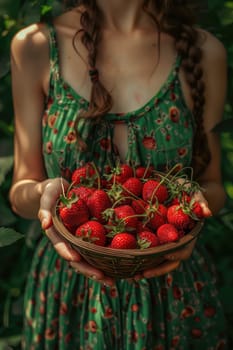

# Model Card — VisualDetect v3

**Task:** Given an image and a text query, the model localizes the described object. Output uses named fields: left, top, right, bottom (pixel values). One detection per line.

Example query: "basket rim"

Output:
left=52, top=203, right=204, bottom=258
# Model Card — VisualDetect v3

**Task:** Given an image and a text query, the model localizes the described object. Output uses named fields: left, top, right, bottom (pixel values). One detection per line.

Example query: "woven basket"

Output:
left=52, top=205, right=204, bottom=278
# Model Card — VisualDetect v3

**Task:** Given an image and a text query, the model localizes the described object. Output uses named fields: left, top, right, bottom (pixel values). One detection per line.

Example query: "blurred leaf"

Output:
left=0, top=334, right=21, bottom=349
left=41, top=5, right=52, bottom=16
left=0, top=200, right=17, bottom=226
left=220, top=286, right=233, bottom=313
left=0, top=156, right=13, bottom=185
left=0, top=55, right=10, bottom=79
left=0, top=121, right=14, bottom=137
left=0, top=0, right=21, bottom=17
left=0, top=228, right=24, bottom=247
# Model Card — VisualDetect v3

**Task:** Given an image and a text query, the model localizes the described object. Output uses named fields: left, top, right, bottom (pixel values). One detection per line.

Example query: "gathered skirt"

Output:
left=22, top=235, right=228, bottom=350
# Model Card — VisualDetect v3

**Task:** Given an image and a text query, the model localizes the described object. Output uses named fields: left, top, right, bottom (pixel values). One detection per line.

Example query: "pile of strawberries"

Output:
left=57, top=162, right=209, bottom=250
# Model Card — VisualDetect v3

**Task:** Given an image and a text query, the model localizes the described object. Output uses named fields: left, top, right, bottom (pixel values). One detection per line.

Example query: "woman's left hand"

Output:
left=133, top=188, right=212, bottom=280
left=139, top=238, right=197, bottom=279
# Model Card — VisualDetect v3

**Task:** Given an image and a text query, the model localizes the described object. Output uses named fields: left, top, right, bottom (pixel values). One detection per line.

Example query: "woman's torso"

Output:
left=41, top=8, right=195, bottom=176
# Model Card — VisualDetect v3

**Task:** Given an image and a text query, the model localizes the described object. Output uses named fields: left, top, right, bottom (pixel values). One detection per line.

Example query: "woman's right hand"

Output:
left=38, top=178, right=115, bottom=287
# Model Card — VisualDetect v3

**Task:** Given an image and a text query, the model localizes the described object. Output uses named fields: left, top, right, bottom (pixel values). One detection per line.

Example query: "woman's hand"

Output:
left=177, top=177, right=212, bottom=217
left=139, top=238, right=197, bottom=279
left=192, top=188, right=212, bottom=217
left=38, top=178, right=115, bottom=287
left=133, top=188, right=211, bottom=280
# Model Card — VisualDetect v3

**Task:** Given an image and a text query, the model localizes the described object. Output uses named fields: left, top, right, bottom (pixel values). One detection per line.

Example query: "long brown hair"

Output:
left=72, top=0, right=211, bottom=178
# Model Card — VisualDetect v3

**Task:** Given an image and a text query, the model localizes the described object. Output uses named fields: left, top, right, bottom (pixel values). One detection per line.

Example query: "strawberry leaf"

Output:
left=59, top=192, right=78, bottom=207
left=138, top=239, right=151, bottom=249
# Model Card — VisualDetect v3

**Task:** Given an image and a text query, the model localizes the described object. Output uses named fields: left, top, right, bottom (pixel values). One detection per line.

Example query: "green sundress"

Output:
left=22, top=24, right=229, bottom=350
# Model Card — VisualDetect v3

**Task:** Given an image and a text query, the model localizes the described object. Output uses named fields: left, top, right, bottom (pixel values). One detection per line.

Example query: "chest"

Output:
left=51, top=28, right=192, bottom=114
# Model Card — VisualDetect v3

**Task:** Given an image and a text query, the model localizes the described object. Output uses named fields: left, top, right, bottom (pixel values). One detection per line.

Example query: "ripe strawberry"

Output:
left=113, top=205, right=138, bottom=231
left=145, top=203, right=168, bottom=230
left=157, top=223, right=179, bottom=244
left=109, top=233, right=137, bottom=249
left=169, top=192, right=191, bottom=206
left=87, top=189, right=112, bottom=223
left=131, top=199, right=147, bottom=215
left=67, top=186, right=95, bottom=204
left=122, top=177, right=143, bottom=197
left=142, top=179, right=168, bottom=204
left=75, top=220, right=106, bottom=246
left=71, top=163, right=97, bottom=186
left=135, top=165, right=154, bottom=179
left=178, top=229, right=186, bottom=238
left=167, top=204, right=194, bottom=230
left=106, top=183, right=130, bottom=206
left=190, top=200, right=212, bottom=219
left=137, top=231, right=160, bottom=248
left=110, top=164, right=134, bottom=184
left=101, top=178, right=112, bottom=190
left=136, top=221, right=148, bottom=233
left=191, top=201, right=204, bottom=219
left=59, top=196, right=90, bottom=228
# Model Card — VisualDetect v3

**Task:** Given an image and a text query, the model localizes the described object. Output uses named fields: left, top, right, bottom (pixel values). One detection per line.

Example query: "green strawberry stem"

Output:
left=149, top=180, right=165, bottom=204
left=149, top=167, right=180, bottom=202
left=58, top=178, right=79, bottom=207
left=168, top=165, right=201, bottom=191
left=111, top=196, right=135, bottom=208
left=156, top=165, right=203, bottom=201
left=140, top=161, right=153, bottom=180
left=180, top=199, right=201, bottom=221
left=60, top=177, right=67, bottom=198
left=107, top=183, right=123, bottom=201
left=90, top=161, right=101, bottom=189
left=119, top=213, right=147, bottom=223
left=142, top=201, right=161, bottom=226
left=119, top=184, right=142, bottom=200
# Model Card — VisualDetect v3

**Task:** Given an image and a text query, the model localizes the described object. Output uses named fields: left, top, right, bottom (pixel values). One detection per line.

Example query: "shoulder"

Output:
left=197, top=28, right=227, bottom=67
left=11, top=23, right=50, bottom=71
left=11, top=23, right=49, bottom=57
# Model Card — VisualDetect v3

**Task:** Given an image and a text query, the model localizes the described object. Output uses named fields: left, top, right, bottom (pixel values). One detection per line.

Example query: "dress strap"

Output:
left=46, top=22, right=60, bottom=79
left=173, top=54, right=182, bottom=75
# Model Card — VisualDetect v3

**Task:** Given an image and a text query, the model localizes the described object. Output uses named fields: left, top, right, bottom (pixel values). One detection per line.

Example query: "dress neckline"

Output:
left=46, top=22, right=182, bottom=118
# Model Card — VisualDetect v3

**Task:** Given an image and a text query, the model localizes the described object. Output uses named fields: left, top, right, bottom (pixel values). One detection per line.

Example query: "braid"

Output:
left=155, top=1, right=211, bottom=178
left=175, top=27, right=211, bottom=178
left=72, top=0, right=113, bottom=147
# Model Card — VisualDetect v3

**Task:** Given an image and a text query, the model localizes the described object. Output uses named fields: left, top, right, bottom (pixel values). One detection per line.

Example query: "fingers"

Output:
left=45, top=226, right=81, bottom=262
left=69, top=261, right=115, bottom=287
left=176, top=178, right=212, bottom=217
left=45, top=227, right=114, bottom=286
left=138, top=238, right=197, bottom=279
left=39, top=209, right=53, bottom=230
left=38, top=178, right=69, bottom=230
left=193, top=191, right=212, bottom=217
left=143, top=260, right=180, bottom=279
left=164, top=238, right=197, bottom=261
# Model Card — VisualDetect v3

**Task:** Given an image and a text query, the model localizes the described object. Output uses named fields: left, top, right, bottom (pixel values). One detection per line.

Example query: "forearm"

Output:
left=200, top=181, right=226, bottom=215
left=9, top=179, right=51, bottom=219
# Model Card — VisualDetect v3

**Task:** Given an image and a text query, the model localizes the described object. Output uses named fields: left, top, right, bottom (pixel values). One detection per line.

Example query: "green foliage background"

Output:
left=0, top=0, right=232, bottom=348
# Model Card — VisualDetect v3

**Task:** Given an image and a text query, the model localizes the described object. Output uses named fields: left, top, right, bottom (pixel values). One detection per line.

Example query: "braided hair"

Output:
left=152, top=0, right=211, bottom=177
left=72, top=0, right=113, bottom=122
left=72, top=0, right=211, bottom=178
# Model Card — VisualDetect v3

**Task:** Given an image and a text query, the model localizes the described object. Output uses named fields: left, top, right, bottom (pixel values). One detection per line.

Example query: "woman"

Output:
left=9, top=0, right=228, bottom=348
